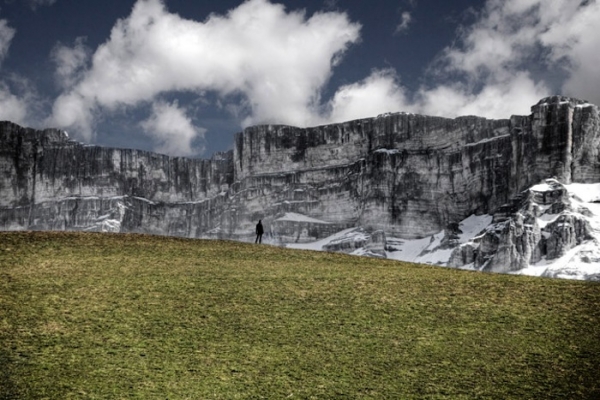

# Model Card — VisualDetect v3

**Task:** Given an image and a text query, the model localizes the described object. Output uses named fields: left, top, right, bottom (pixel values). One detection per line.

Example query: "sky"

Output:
left=0, top=0, right=599, bottom=157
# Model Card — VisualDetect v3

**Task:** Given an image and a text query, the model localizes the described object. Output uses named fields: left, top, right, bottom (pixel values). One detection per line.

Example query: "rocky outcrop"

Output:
left=447, top=179, right=596, bottom=274
left=1, top=96, right=600, bottom=277
left=0, top=121, right=234, bottom=238
left=271, top=212, right=341, bottom=243
left=322, top=228, right=370, bottom=253
left=363, top=230, right=387, bottom=258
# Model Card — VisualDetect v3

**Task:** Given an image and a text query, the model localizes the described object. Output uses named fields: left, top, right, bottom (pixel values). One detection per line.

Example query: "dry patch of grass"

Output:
left=1, top=231, right=599, bottom=399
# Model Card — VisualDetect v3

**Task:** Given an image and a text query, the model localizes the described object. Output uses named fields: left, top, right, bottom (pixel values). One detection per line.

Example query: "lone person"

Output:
left=255, top=219, right=264, bottom=244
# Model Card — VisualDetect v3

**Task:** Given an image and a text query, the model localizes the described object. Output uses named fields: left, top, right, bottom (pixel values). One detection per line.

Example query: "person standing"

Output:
left=255, top=220, right=264, bottom=244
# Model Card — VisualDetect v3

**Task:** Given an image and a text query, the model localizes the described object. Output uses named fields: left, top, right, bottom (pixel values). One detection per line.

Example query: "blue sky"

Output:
left=0, top=0, right=598, bottom=157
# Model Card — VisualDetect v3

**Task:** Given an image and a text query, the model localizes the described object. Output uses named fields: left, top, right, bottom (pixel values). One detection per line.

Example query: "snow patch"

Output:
left=286, top=228, right=358, bottom=251
left=374, top=148, right=401, bottom=155
left=530, top=182, right=555, bottom=192
left=464, top=134, right=510, bottom=147
left=457, top=214, right=493, bottom=242
left=276, top=212, right=331, bottom=224
left=565, top=183, right=600, bottom=203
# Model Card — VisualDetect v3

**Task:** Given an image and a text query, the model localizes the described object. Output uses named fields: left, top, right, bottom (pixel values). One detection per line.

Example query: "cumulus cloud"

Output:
left=0, top=19, right=31, bottom=124
left=140, top=100, right=205, bottom=156
left=332, top=0, right=599, bottom=120
left=51, top=37, right=90, bottom=89
left=45, top=0, right=600, bottom=156
left=416, top=0, right=600, bottom=116
left=49, top=0, right=361, bottom=155
left=536, top=0, right=600, bottom=104
left=416, top=72, right=549, bottom=118
left=0, top=81, right=28, bottom=122
left=326, top=69, right=412, bottom=123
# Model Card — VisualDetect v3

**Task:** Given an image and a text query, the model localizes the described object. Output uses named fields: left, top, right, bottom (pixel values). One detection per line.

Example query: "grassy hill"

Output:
left=1, top=231, right=599, bottom=399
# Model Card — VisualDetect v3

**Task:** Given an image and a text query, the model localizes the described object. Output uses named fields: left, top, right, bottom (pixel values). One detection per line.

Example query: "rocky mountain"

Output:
left=290, top=179, right=600, bottom=280
left=1, top=95, right=600, bottom=280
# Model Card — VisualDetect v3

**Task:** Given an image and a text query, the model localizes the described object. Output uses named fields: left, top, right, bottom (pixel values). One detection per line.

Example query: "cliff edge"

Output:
left=1, top=95, right=599, bottom=279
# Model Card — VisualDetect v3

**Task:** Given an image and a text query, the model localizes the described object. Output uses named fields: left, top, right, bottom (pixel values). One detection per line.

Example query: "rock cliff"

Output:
left=447, top=179, right=597, bottom=276
left=0, top=122, right=233, bottom=237
left=1, top=95, right=600, bottom=278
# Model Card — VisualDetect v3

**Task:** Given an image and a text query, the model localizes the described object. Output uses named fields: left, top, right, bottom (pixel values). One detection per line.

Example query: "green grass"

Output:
left=1, top=231, right=599, bottom=399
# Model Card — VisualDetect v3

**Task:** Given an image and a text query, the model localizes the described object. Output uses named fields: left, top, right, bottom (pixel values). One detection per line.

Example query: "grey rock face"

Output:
left=0, top=121, right=234, bottom=238
left=232, top=96, right=600, bottom=242
left=447, top=179, right=595, bottom=274
left=1, top=96, right=600, bottom=276
left=270, top=212, right=342, bottom=243
left=364, top=230, right=387, bottom=258
left=322, top=228, right=370, bottom=253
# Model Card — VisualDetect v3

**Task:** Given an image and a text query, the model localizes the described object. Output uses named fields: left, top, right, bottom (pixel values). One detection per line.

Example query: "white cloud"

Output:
left=332, top=0, right=600, bottom=118
left=330, top=0, right=599, bottom=121
left=50, top=90, right=94, bottom=133
left=424, top=0, right=600, bottom=112
left=416, top=72, right=549, bottom=118
left=44, top=0, right=600, bottom=155
left=326, top=69, right=413, bottom=123
left=0, top=19, right=15, bottom=65
left=49, top=0, right=361, bottom=153
left=395, top=11, right=412, bottom=34
left=140, top=100, right=205, bottom=156
left=0, top=81, right=28, bottom=122
left=285, top=0, right=600, bottom=123
left=0, top=19, right=32, bottom=125
left=51, top=37, right=90, bottom=89
left=536, top=0, right=600, bottom=104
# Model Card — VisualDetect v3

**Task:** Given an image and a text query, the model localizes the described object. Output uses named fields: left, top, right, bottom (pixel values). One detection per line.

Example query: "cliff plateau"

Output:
left=1, top=95, right=600, bottom=279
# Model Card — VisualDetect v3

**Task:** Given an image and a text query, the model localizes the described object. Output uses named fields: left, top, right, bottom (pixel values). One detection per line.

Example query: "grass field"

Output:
left=1, top=231, right=599, bottom=399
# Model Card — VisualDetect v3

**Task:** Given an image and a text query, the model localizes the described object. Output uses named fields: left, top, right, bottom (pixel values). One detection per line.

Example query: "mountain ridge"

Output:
left=1, top=95, right=599, bottom=279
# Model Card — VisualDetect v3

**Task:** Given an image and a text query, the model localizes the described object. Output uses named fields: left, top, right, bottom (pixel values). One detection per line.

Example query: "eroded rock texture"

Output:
left=447, top=179, right=595, bottom=274
left=0, top=122, right=233, bottom=238
left=1, top=96, right=599, bottom=255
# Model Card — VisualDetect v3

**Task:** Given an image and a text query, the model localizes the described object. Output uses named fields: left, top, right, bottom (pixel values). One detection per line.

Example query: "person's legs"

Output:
left=259, top=234, right=262, bottom=244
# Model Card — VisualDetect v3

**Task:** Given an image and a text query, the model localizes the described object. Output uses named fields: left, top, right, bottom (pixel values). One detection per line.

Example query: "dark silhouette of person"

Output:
left=255, top=220, right=264, bottom=244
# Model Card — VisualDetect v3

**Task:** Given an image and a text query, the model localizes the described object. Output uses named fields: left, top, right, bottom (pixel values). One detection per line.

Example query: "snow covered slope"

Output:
left=286, top=180, right=600, bottom=281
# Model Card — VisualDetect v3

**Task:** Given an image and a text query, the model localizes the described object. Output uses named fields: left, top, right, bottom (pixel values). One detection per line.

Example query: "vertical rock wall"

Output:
left=1, top=96, right=599, bottom=242
left=0, top=121, right=234, bottom=237
left=230, top=96, right=600, bottom=239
